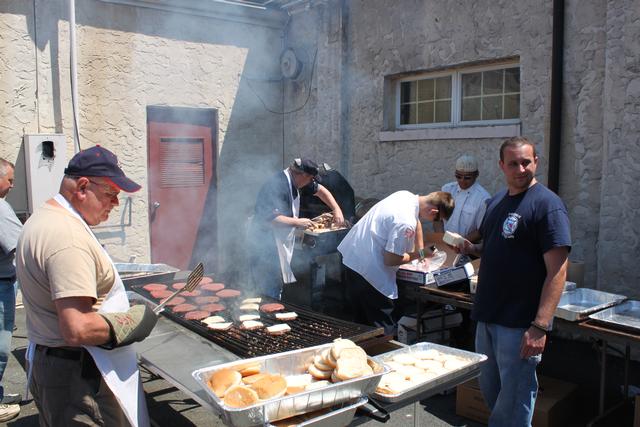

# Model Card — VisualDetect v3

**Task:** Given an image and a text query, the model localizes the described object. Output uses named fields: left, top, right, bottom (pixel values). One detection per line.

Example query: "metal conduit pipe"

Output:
left=69, top=0, right=81, bottom=152
left=547, top=0, right=564, bottom=193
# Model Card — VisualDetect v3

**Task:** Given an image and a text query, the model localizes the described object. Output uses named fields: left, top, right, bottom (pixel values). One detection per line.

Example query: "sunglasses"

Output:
left=455, top=173, right=475, bottom=180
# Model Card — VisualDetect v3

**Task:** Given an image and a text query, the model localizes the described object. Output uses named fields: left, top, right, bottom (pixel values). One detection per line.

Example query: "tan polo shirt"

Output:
left=16, top=202, right=115, bottom=347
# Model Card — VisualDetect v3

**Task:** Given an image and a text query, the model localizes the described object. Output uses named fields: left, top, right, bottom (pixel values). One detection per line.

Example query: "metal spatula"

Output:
left=153, top=262, right=204, bottom=314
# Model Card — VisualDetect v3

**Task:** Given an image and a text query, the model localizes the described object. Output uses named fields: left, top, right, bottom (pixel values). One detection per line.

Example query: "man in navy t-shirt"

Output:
left=458, top=136, right=571, bottom=427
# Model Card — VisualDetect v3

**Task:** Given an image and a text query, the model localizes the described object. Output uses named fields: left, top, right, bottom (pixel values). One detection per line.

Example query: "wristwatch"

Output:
left=530, top=321, right=552, bottom=334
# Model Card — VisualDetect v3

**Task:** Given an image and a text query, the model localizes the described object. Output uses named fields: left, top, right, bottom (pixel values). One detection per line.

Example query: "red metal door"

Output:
left=147, top=107, right=217, bottom=270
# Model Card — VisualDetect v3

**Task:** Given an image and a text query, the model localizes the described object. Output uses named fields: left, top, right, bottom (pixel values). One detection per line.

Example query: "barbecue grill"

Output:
left=301, top=227, right=349, bottom=257
left=128, top=276, right=382, bottom=359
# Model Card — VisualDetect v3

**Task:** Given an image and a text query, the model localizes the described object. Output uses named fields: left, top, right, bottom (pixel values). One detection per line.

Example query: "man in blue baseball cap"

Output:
left=248, top=158, right=345, bottom=300
left=17, top=145, right=155, bottom=426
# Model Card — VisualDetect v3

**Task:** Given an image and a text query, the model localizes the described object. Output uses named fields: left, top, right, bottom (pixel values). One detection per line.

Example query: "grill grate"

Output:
left=130, top=281, right=379, bottom=358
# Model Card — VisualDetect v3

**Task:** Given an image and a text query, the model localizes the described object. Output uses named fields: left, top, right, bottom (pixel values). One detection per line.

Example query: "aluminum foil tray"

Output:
left=555, top=288, right=626, bottom=321
left=588, top=300, right=640, bottom=333
left=371, top=342, right=487, bottom=403
left=266, top=398, right=367, bottom=427
left=192, top=343, right=388, bottom=427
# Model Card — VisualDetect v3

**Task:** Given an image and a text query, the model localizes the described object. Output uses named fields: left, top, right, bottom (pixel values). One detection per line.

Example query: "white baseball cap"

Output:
left=455, top=154, right=478, bottom=173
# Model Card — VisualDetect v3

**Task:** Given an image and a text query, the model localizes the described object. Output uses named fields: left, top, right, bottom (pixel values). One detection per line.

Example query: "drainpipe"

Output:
left=547, top=0, right=564, bottom=193
left=339, top=0, right=350, bottom=176
left=69, top=0, right=81, bottom=152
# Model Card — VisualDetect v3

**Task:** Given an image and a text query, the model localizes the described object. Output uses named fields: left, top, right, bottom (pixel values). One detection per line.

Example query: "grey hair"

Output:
left=0, top=158, right=14, bottom=177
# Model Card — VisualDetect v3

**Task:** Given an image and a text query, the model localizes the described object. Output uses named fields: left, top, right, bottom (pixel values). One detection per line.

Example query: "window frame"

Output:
left=395, top=62, right=520, bottom=129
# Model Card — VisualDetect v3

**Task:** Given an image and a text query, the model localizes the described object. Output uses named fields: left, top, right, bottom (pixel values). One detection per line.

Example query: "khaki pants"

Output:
left=29, top=347, right=129, bottom=427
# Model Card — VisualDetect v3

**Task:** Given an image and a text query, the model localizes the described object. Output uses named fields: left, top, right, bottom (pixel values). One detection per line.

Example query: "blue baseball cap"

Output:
left=64, top=145, right=141, bottom=193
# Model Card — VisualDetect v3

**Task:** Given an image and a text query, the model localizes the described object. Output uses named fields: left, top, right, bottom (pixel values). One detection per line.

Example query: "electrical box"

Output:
left=23, top=134, right=67, bottom=213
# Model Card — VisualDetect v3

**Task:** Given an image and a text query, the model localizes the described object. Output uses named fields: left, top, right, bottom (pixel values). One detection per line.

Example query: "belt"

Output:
left=36, top=344, right=84, bottom=361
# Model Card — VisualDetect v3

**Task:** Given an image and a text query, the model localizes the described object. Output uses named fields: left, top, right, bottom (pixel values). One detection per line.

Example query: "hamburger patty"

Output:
left=260, top=303, right=285, bottom=313
left=184, top=310, right=210, bottom=320
left=143, top=283, right=167, bottom=292
left=194, top=295, right=220, bottom=305
left=201, top=303, right=226, bottom=313
left=172, top=303, right=197, bottom=313
left=202, top=282, right=225, bottom=292
left=216, top=289, right=241, bottom=298
left=150, top=289, right=173, bottom=299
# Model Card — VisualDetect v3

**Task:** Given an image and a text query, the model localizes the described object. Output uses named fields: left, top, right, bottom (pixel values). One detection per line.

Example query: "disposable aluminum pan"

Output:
left=554, top=288, right=626, bottom=321
left=371, top=342, right=487, bottom=403
left=588, top=300, right=640, bottom=333
left=265, top=397, right=367, bottom=427
left=192, top=343, right=388, bottom=427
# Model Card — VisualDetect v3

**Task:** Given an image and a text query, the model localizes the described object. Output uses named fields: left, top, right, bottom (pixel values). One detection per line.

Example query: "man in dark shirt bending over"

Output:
left=459, top=136, right=571, bottom=427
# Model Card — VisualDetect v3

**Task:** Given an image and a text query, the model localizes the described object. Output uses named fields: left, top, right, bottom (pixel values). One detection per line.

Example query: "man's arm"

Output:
left=458, top=239, right=483, bottom=257
left=383, top=249, right=421, bottom=266
left=519, top=246, right=569, bottom=358
left=464, top=229, right=482, bottom=243
left=55, top=297, right=112, bottom=346
left=414, top=219, right=424, bottom=252
left=314, top=185, right=345, bottom=225
left=272, top=214, right=313, bottom=229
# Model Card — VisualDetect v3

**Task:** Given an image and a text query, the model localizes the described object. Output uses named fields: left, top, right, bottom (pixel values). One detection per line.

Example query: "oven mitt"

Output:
left=99, top=304, right=158, bottom=349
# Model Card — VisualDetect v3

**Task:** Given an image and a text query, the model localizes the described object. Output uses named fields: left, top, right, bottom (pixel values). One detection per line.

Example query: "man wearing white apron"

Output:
left=248, top=159, right=344, bottom=300
left=16, top=146, right=156, bottom=426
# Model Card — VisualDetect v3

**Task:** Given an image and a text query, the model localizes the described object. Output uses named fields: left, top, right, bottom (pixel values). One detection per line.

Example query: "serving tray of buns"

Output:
left=372, top=342, right=487, bottom=403
left=192, top=340, right=388, bottom=426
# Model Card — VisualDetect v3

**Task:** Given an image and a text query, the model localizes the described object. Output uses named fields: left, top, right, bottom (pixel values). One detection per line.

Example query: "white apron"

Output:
left=274, top=169, right=299, bottom=284
left=26, top=194, right=149, bottom=427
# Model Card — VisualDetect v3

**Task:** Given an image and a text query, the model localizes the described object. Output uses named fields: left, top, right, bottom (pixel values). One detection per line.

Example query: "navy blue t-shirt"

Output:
left=471, top=183, right=571, bottom=328
left=253, top=171, right=319, bottom=228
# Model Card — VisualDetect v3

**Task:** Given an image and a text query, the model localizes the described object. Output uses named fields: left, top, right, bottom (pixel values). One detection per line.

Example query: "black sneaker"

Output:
left=1, top=393, right=22, bottom=405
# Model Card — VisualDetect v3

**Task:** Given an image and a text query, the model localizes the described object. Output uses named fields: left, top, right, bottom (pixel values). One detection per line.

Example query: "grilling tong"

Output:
left=153, top=262, right=204, bottom=314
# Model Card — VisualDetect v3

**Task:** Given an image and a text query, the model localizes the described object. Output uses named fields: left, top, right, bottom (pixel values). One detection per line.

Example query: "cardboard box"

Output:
left=397, top=314, right=460, bottom=344
left=456, top=376, right=578, bottom=427
left=456, top=378, right=491, bottom=424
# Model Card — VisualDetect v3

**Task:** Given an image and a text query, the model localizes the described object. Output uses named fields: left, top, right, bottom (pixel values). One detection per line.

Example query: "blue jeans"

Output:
left=0, top=279, right=16, bottom=401
left=475, top=321, right=541, bottom=427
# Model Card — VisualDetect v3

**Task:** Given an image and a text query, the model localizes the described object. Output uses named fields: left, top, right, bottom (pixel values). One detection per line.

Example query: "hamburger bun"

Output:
left=307, top=363, right=332, bottom=380
left=242, top=372, right=270, bottom=385
left=321, top=348, right=337, bottom=368
left=208, top=369, right=242, bottom=397
left=207, top=322, right=233, bottom=331
left=275, top=312, right=298, bottom=321
left=201, top=315, right=225, bottom=325
left=330, top=338, right=357, bottom=360
left=251, top=374, right=287, bottom=400
left=313, top=354, right=333, bottom=371
left=284, top=374, right=312, bottom=395
left=241, top=320, right=264, bottom=330
left=334, top=356, right=373, bottom=381
left=223, top=385, right=260, bottom=408
left=236, top=362, right=262, bottom=377
left=266, top=324, right=291, bottom=335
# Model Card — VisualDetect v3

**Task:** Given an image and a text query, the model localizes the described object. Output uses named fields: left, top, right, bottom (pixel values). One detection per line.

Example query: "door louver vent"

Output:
left=159, top=137, right=205, bottom=188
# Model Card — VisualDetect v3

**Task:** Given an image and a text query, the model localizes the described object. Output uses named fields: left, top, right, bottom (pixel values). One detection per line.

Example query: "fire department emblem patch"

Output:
left=502, top=213, right=521, bottom=239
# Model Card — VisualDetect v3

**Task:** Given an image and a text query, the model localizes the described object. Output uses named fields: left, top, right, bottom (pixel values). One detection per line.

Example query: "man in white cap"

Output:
left=435, top=154, right=490, bottom=243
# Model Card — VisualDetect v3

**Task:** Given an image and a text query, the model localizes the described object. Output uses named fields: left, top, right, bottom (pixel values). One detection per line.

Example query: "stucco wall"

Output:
left=284, top=0, right=640, bottom=295
left=285, top=0, right=553, bottom=198
left=597, top=0, right=640, bottom=296
left=0, top=0, right=284, bottom=277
